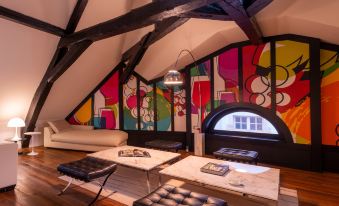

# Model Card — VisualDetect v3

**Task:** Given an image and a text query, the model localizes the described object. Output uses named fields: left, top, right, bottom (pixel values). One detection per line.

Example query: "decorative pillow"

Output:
left=47, top=120, right=72, bottom=133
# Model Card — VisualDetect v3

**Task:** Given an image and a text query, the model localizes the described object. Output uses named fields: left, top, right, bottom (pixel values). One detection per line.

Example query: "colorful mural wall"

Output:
left=320, top=49, right=339, bottom=146
left=67, top=35, right=338, bottom=147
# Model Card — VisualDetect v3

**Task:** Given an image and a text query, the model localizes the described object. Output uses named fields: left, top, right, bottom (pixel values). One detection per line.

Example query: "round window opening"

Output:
left=214, top=111, right=278, bottom=135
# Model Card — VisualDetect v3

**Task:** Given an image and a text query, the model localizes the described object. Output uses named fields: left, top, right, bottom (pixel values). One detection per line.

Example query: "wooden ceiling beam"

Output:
left=178, top=11, right=231, bottom=21
left=120, top=17, right=189, bottom=83
left=246, top=0, right=273, bottom=17
left=218, top=0, right=263, bottom=44
left=22, top=0, right=89, bottom=148
left=0, top=5, right=65, bottom=36
left=59, top=0, right=221, bottom=48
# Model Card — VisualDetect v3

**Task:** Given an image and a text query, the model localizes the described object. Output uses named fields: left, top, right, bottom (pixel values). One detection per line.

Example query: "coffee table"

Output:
left=159, top=156, right=280, bottom=205
left=88, top=145, right=180, bottom=193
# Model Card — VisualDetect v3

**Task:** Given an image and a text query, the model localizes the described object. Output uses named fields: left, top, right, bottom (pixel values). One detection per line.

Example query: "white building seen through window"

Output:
left=214, top=111, right=278, bottom=134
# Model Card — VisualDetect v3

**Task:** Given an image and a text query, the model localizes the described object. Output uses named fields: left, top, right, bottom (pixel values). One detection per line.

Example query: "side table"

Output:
left=24, top=132, right=41, bottom=156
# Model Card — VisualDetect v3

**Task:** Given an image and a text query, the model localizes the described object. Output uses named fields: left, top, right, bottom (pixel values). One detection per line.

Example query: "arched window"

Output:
left=202, top=103, right=293, bottom=143
left=214, top=111, right=278, bottom=134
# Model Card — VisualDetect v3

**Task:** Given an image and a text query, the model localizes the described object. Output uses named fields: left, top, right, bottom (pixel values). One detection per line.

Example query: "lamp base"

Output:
left=11, top=137, right=22, bottom=142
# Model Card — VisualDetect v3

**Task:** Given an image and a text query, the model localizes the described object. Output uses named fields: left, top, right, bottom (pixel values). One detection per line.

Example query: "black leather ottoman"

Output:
left=133, top=184, right=227, bottom=206
left=213, top=148, right=259, bottom=165
left=145, top=140, right=182, bottom=152
left=57, top=157, right=117, bottom=206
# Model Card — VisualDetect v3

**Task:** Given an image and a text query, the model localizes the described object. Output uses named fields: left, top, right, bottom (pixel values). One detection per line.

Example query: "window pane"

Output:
left=235, top=123, right=241, bottom=129
left=214, top=111, right=278, bottom=134
left=241, top=123, right=247, bottom=129
left=250, top=124, right=256, bottom=130
left=257, top=124, right=262, bottom=130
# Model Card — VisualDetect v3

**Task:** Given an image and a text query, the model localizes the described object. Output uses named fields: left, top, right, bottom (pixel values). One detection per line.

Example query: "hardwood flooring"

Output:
left=0, top=147, right=338, bottom=206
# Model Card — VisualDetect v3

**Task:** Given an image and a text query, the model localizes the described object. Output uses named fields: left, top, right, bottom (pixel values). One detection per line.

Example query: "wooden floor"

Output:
left=0, top=147, right=339, bottom=206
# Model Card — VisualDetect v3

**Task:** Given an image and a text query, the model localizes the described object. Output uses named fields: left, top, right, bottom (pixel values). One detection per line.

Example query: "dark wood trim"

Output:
left=171, top=88, right=175, bottom=131
left=0, top=5, right=65, bottom=36
left=59, top=0, right=220, bottom=47
left=48, top=40, right=92, bottom=83
left=137, top=78, right=141, bottom=130
left=133, top=71, right=150, bottom=85
left=217, top=1, right=263, bottom=44
left=210, top=58, right=215, bottom=111
left=119, top=68, right=124, bottom=130
left=153, top=83, right=158, bottom=131
left=185, top=68, right=192, bottom=150
left=320, top=42, right=339, bottom=51
left=246, top=0, right=273, bottom=17
left=65, top=0, right=88, bottom=34
left=270, top=40, right=276, bottom=112
left=309, top=38, right=322, bottom=171
left=178, top=11, right=231, bottom=21
left=23, top=0, right=89, bottom=147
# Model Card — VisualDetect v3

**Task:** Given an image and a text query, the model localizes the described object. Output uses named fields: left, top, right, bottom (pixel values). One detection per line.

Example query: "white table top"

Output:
left=24, top=132, right=41, bottom=135
left=159, top=155, right=280, bottom=201
left=88, top=145, right=180, bottom=171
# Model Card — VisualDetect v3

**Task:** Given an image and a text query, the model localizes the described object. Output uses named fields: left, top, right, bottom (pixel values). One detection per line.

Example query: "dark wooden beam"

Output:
left=246, top=0, right=273, bottom=17
left=59, top=0, right=221, bottom=47
left=48, top=40, right=92, bottom=83
left=0, top=5, right=65, bottom=36
left=22, top=0, right=89, bottom=147
left=121, top=17, right=189, bottom=83
left=178, top=11, right=231, bottom=21
left=218, top=0, right=263, bottom=44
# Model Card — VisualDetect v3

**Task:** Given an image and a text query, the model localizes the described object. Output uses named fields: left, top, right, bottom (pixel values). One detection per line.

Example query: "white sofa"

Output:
left=0, top=141, right=17, bottom=192
left=44, top=121, right=128, bottom=151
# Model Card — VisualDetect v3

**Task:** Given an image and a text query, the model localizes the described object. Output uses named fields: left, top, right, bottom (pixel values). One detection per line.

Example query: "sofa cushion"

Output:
left=51, top=129, right=128, bottom=147
left=48, top=120, right=72, bottom=133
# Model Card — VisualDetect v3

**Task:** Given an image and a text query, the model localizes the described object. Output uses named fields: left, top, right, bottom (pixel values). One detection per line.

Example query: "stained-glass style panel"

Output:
left=275, top=40, right=310, bottom=144
left=123, top=75, right=138, bottom=130
left=191, top=60, right=211, bottom=131
left=140, top=81, right=154, bottom=131
left=156, top=81, right=171, bottom=131
left=174, top=81, right=186, bottom=132
left=214, top=48, right=239, bottom=107
left=242, top=44, right=271, bottom=108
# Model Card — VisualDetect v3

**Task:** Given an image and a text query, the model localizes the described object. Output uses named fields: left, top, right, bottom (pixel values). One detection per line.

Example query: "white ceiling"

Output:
left=0, top=0, right=339, bottom=126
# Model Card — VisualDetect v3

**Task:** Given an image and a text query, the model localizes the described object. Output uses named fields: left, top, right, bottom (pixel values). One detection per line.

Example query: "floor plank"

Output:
left=0, top=147, right=338, bottom=206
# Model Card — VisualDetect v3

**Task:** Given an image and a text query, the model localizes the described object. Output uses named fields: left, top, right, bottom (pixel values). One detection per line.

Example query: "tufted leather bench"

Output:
left=145, top=140, right=182, bottom=152
left=133, top=184, right=227, bottom=206
left=57, top=157, right=117, bottom=206
left=213, top=148, right=259, bottom=165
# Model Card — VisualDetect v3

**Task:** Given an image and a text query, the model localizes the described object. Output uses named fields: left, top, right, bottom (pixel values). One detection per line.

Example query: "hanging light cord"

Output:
left=173, top=49, right=202, bottom=130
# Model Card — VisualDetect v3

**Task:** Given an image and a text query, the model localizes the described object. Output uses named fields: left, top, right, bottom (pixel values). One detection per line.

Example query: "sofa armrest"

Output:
left=70, top=125, right=94, bottom=130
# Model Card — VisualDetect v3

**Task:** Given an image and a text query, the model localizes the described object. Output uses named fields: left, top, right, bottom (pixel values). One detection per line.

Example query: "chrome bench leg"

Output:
left=88, top=171, right=114, bottom=206
left=58, top=178, right=73, bottom=196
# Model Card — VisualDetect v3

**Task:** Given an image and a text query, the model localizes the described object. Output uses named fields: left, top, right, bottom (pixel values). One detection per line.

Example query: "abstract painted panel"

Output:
left=174, top=80, right=186, bottom=132
left=242, top=43, right=271, bottom=108
left=140, top=81, right=154, bottom=131
left=191, top=60, right=211, bottom=131
left=93, top=72, right=119, bottom=129
left=320, top=49, right=339, bottom=146
left=275, top=40, right=310, bottom=144
left=214, top=48, right=239, bottom=107
left=68, top=98, right=93, bottom=125
left=123, top=75, right=138, bottom=130
left=156, top=81, right=171, bottom=131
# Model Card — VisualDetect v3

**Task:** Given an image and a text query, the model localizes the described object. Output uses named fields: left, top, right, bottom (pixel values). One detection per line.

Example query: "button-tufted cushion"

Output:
left=213, top=148, right=258, bottom=164
left=145, top=140, right=182, bottom=151
left=133, top=184, right=227, bottom=206
left=57, top=157, right=117, bottom=182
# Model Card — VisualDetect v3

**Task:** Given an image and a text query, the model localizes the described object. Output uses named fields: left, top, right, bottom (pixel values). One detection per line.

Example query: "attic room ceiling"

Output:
left=0, top=0, right=339, bottom=132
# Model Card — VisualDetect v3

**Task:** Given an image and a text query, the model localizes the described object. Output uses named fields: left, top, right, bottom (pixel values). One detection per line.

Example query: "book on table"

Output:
left=200, top=162, right=229, bottom=176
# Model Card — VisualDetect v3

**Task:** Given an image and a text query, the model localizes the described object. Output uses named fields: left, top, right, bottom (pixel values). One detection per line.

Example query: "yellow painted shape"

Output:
left=320, top=49, right=337, bottom=71
left=75, top=98, right=92, bottom=124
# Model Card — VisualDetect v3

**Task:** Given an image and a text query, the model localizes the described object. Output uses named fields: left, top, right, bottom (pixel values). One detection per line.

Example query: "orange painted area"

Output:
left=321, top=82, right=339, bottom=145
left=281, top=97, right=311, bottom=144
left=74, top=98, right=92, bottom=124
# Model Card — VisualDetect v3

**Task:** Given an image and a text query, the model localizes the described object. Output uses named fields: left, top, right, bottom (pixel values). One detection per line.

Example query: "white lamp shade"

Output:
left=164, top=70, right=183, bottom=86
left=7, top=117, right=25, bottom=127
